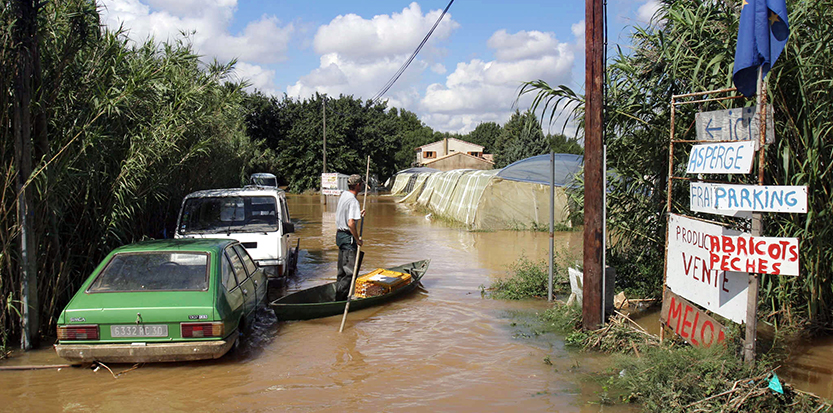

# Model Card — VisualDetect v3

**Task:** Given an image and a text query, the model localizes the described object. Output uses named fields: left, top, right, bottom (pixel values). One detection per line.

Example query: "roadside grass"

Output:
left=489, top=256, right=832, bottom=412
left=484, top=251, right=576, bottom=300
left=513, top=301, right=832, bottom=412
left=0, top=331, right=9, bottom=360
left=614, top=343, right=828, bottom=413
left=508, top=220, right=577, bottom=232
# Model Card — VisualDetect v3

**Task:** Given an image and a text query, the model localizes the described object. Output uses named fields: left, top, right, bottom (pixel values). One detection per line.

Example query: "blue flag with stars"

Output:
left=732, top=0, right=790, bottom=97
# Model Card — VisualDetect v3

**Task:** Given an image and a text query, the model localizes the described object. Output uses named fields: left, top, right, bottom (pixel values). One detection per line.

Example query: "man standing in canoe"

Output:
left=335, top=174, right=365, bottom=301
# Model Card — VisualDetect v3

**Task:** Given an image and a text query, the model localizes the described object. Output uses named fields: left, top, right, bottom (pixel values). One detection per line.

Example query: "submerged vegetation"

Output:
left=485, top=251, right=576, bottom=300
left=489, top=268, right=831, bottom=412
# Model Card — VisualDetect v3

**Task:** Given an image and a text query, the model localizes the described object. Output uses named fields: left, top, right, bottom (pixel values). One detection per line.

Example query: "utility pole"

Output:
left=582, top=0, right=604, bottom=330
left=322, top=99, right=327, bottom=174
left=13, top=0, right=40, bottom=350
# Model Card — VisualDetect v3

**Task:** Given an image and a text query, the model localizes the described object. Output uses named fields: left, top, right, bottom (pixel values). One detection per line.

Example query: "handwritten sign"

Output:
left=690, top=182, right=808, bottom=215
left=707, top=234, right=800, bottom=276
left=686, top=141, right=755, bottom=174
left=661, top=289, right=726, bottom=348
left=321, top=173, right=346, bottom=196
left=666, top=214, right=747, bottom=323
left=695, top=106, right=774, bottom=150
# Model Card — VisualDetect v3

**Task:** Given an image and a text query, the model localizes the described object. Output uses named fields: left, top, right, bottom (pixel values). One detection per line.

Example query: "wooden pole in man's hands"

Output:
left=339, top=156, right=371, bottom=333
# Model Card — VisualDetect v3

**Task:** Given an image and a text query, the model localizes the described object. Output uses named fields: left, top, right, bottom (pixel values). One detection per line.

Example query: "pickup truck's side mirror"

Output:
left=282, top=222, right=295, bottom=234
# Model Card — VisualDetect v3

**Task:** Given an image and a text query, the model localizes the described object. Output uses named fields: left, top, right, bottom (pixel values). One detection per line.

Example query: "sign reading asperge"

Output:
left=708, top=234, right=800, bottom=276
left=695, top=105, right=774, bottom=149
left=661, top=289, right=726, bottom=348
left=686, top=141, right=755, bottom=174
left=690, top=182, right=808, bottom=215
left=665, top=214, right=747, bottom=324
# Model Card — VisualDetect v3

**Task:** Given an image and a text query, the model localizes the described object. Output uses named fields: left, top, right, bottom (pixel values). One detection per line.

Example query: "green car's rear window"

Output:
left=87, top=252, right=209, bottom=292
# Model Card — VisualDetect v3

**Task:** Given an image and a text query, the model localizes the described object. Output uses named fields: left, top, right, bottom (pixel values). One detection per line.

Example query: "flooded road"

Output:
left=0, top=194, right=635, bottom=412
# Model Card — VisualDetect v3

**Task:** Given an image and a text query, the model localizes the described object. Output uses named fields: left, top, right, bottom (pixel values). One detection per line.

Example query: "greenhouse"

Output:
left=388, top=154, right=584, bottom=230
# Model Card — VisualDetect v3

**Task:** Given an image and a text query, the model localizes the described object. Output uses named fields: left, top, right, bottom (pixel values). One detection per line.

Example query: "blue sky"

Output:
left=99, top=0, right=660, bottom=133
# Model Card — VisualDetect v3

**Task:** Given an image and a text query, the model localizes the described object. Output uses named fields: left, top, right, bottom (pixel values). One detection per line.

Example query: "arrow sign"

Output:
left=695, top=106, right=774, bottom=150
left=705, top=118, right=721, bottom=140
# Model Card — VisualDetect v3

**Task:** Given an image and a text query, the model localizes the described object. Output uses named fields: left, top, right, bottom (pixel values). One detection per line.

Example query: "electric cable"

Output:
left=371, top=0, right=455, bottom=103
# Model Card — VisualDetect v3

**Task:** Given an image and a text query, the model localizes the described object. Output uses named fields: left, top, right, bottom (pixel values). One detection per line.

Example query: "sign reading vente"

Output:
left=686, top=141, right=755, bottom=174
left=666, top=214, right=747, bottom=324
left=708, top=234, right=800, bottom=276
left=690, top=182, right=808, bottom=215
left=695, top=105, right=774, bottom=149
left=661, top=289, right=726, bottom=348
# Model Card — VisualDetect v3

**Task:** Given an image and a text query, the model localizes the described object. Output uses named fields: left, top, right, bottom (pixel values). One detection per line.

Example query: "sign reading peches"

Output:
left=695, top=106, right=774, bottom=149
left=690, top=182, right=807, bottom=215
left=661, top=289, right=726, bottom=348
left=708, top=234, right=800, bottom=276
left=665, top=214, right=747, bottom=324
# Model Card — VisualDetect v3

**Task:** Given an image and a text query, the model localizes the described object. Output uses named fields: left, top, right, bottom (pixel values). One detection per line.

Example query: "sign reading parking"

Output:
left=690, top=182, right=808, bottom=215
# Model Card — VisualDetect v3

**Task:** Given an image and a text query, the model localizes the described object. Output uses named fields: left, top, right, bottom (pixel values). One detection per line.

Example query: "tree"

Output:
left=549, top=133, right=583, bottom=155
left=466, top=122, right=501, bottom=153
left=493, top=110, right=549, bottom=168
left=1, top=2, right=263, bottom=347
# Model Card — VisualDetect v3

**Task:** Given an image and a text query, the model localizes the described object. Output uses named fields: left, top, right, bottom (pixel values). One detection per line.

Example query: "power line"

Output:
left=371, top=0, right=455, bottom=104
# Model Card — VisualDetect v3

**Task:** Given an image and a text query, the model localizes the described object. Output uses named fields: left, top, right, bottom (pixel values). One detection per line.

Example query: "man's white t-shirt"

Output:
left=336, top=190, right=361, bottom=231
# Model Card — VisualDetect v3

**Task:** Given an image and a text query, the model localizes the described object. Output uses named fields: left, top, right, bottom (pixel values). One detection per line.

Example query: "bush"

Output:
left=487, top=253, right=574, bottom=300
left=615, top=344, right=825, bottom=413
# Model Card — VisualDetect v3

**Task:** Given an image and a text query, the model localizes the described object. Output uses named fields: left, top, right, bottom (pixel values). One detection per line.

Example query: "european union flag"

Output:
left=732, top=0, right=790, bottom=97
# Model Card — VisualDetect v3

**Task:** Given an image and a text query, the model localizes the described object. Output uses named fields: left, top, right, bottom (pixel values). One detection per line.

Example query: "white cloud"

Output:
left=287, top=53, right=427, bottom=101
left=313, top=2, right=459, bottom=62
left=487, top=30, right=562, bottom=62
left=636, top=0, right=661, bottom=25
left=233, top=62, right=277, bottom=95
left=420, top=29, right=577, bottom=133
left=431, top=63, right=447, bottom=74
left=99, top=0, right=294, bottom=64
left=288, top=3, right=457, bottom=105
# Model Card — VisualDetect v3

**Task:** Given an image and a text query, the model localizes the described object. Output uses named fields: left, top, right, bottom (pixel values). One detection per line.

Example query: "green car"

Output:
left=54, top=239, right=267, bottom=363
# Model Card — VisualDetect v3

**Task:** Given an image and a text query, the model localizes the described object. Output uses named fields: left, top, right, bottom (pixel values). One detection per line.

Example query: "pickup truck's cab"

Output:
left=175, top=187, right=298, bottom=279
left=249, top=172, right=278, bottom=188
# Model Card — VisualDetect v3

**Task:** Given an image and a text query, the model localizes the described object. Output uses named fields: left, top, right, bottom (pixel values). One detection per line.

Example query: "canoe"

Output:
left=270, top=260, right=430, bottom=321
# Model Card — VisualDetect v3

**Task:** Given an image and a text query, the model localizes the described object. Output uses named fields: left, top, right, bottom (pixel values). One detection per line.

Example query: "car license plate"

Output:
left=110, top=325, right=168, bottom=338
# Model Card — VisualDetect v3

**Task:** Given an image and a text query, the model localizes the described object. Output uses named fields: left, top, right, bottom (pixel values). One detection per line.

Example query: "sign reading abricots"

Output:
left=665, top=214, right=747, bottom=324
left=708, top=234, right=800, bottom=276
left=661, top=289, right=726, bottom=348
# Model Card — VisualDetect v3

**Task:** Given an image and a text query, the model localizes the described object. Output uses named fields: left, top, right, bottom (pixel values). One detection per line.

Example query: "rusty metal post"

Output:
left=744, top=69, right=767, bottom=365
left=582, top=0, right=604, bottom=330
left=660, top=97, right=678, bottom=342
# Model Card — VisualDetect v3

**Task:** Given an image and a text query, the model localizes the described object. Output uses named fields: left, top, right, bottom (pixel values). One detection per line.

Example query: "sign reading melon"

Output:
left=661, top=289, right=726, bottom=348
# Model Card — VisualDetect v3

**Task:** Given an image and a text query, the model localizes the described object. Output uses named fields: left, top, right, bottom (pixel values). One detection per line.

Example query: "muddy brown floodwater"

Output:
left=0, top=194, right=638, bottom=412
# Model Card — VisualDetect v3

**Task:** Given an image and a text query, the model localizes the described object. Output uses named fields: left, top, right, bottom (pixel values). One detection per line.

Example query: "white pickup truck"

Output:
left=175, top=186, right=299, bottom=279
